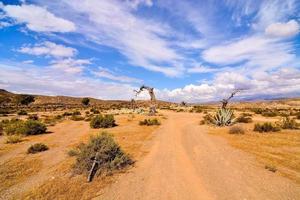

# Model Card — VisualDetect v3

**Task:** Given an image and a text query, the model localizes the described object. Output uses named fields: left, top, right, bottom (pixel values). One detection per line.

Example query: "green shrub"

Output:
left=229, top=126, right=245, bottom=134
left=139, top=118, right=160, bottom=126
left=261, top=110, right=279, bottom=117
left=28, top=114, right=39, bottom=120
left=70, top=115, right=85, bottom=121
left=17, top=110, right=28, bottom=115
left=200, top=114, right=214, bottom=124
left=280, top=117, right=299, bottom=129
left=3, top=119, right=26, bottom=135
left=82, top=98, right=90, bottom=106
left=254, top=122, right=280, bottom=133
left=236, top=115, right=253, bottom=123
left=5, top=135, right=23, bottom=144
left=72, top=110, right=81, bottom=116
left=27, top=143, right=49, bottom=154
left=90, top=114, right=117, bottom=128
left=73, top=132, right=133, bottom=176
left=17, top=95, right=35, bottom=105
left=22, top=120, right=47, bottom=135
left=63, top=112, right=73, bottom=116
left=251, top=108, right=263, bottom=114
left=90, top=108, right=100, bottom=114
left=213, top=108, right=235, bottom=126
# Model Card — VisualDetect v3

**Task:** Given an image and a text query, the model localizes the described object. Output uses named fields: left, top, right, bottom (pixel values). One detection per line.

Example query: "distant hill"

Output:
left=0, top=89, right=173, bottom=108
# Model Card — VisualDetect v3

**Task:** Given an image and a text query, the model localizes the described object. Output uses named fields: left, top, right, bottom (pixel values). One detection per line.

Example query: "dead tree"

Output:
left=134, top=85, right=156, bottom=115
left=221, top=90, right=240, bottom=109
left=130, top=98, right=136, bottom=110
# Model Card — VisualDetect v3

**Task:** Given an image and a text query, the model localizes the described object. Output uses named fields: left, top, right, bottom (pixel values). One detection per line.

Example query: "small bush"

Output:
left=251, top=108, right=263, bottom=114
left=70, top=115, right=85, bottom=121
left=3, top=119, right=26, bottom=135
left=73, top=132, right=133, bottom=176
left=236, top=115, right=253, bottom=123
left=17, top=110, right=28, bottom=115
left=265, top=165, right=277, bottom=173
left=90, top=108, right=100, bottom=114
left=5, top=135, right=23, bottom=144
left=82, top=98, right=90, bottom=106
left=296, top=112, right=300, bottom=119
left=22, top=120, right=47, bottom=135
left=63, top=112, right=73, bottom=116
left=68, top=149, right=79, bottom=157
left=27, top=143, right=49, bottom=154
left=200, top=114, right=214, bottom=125
left=229, top=126, right=245, bottom=134
left=261, top=110, right=278, bottom=117
left=139, top=118, right=160, bottom=126
left=254, top=122, right=280, bottom=133
left=28, top=114, right=39, bottom=120
left=90, top=115, right=117, bottom=128
left=280, top=117, right=299, bottom=129
left=72, top=110, right=81, bottom=116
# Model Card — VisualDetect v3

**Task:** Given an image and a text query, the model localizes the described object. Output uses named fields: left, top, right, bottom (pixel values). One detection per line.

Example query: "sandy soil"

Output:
left=96, top=112, right=300, bottom=200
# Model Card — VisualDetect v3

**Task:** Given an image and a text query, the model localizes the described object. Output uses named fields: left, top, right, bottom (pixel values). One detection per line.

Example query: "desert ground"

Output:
left=0, top=91, right=300, bottom=200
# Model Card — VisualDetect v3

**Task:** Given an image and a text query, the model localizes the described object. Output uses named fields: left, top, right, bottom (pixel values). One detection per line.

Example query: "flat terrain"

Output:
left=97, top=112, right=300, bottom=200
left=0, top=111, right=300, bottom=200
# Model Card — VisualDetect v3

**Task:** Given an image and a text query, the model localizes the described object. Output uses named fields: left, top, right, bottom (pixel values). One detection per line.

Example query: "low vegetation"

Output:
left=200, top=113, right=214, bottom=125
left=27, top=143, right=49, bottom=154
left=5, top=135, right=23, bottom=144
left=139, top=118, right=160, bottom=126
left=72, top=132, right=133, bottom=176
left=90, top=114, right=116, bottom=128
left=17, top=110, right=28, bottom=115
left=2, top=119, right=47, bottom=135
left=214, top=108, right=235, bottom=126
left=229, top=126, right=245, bottom=134
left=70, top=115, right=85, bottom=121
left=236, top=115, right=252, bottom=123
left=28, top=114, right=39, bottom=120
left=280, top=117, right=299, bottom=129
left=254, top=122, right=280, bottom=133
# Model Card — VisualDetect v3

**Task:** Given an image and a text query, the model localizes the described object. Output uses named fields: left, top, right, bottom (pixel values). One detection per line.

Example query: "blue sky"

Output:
left=0, top=0, right=299, bottom=102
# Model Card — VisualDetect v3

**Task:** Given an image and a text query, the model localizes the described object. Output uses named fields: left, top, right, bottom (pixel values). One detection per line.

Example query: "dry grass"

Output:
left=0, top=157, right=42, bottom=193
left=15, top=113, right=162, bottom=199
left=209, top=114, right=300, bottom=184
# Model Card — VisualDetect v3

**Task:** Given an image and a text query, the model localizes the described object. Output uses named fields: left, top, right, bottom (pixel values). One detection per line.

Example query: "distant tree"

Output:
left=17, top=95, right=35, bottom=105
left=82, top=98, right=90, bottom=106
left=180, top=101, right=187, bottom=106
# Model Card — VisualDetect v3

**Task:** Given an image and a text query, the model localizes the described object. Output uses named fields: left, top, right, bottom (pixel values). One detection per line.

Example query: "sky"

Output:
left=0, top=0, right=299, bottom=103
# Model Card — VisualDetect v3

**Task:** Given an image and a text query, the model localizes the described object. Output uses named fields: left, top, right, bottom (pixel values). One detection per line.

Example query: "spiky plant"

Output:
left=213, top=108, right=235, bottom=126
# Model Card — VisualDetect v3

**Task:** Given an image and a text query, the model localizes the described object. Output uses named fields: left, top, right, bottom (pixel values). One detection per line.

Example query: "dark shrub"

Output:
left=72, top=110, right=81, bottom=116
left=90, top=108, right=100, bottom=114
left=236, top=115, right=253, bottom=123
left=73, top=132, right=133, bottom=176
left=22, top=120, right=47, bottom=135
left=28, top=114, right=39, bottom=120
left=63, top=112, right=73, bottom=116
left=70, top=115, right=85, bottom=121
left=139, top=118, right=160, bottom=126
left=17, top=110, right=27, bottom=115
left=261, top=110, right=278, bottom=117
left=17, top=95, right=35, bottom=105
left=280, top=117, right=299, bottom=129
left=229, top=126, right=245, bottom=134
left=251, top=108, right=263, bottom=114
left=90, top=114, right=117, bottom=128
left=200, top=114, right=214, bottom=125
left=296, top=112, right=300, bottom=120
left=254, top=122, right=280, bottom=133
left=82, top=98, right=90, bottom=106
left=27, top=143, right=49, bottom=154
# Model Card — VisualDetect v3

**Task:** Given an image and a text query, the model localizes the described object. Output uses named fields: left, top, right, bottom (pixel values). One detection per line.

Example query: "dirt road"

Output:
left=97, top=112, right=300, bottom=200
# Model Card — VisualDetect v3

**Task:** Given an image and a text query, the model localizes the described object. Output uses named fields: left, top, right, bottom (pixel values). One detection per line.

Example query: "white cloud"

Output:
left=265, top=20, right=299, bottom=38
left=187, top=65, right=219, bottom=73
left=50, top=58, right=91, bottom=74
left=0, top=61, right=135, bottom=100
left=93, top=67, right=141, bottom=83
left=18, top=41, right=77, bottom=58
left=127, top=0, right=153, bottom=9
left=202, top=35, right=295, bottom=69
left=22, top=60, right=34, bottom=64
left=3, top=4, right=75, bottom=32
left=35, top=0, right=184, bottom=77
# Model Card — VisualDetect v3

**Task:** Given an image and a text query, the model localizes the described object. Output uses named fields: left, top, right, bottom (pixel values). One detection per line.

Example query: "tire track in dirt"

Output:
left=96, top=112, right=300, bottom=200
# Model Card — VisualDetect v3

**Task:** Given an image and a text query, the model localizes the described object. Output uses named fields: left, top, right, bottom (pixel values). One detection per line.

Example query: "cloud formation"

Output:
left=265, top=20, right=299, bottom=38
left=2, top=4, right=75, bottom=32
